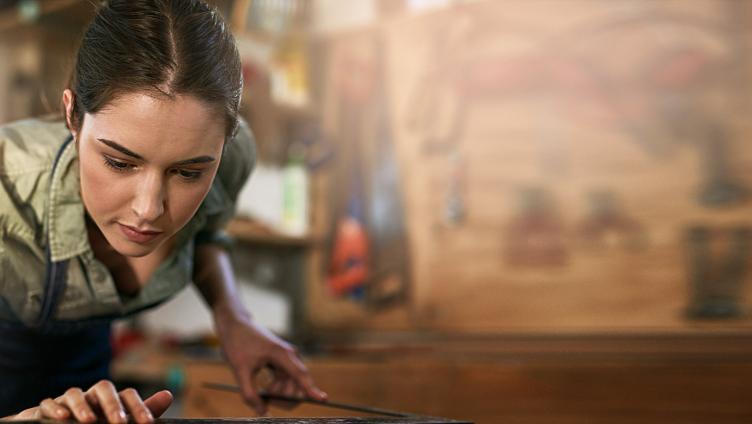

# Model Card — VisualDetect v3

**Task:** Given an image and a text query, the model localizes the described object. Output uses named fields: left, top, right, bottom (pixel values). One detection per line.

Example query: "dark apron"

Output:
left=0, top=135, right=112, bottom=416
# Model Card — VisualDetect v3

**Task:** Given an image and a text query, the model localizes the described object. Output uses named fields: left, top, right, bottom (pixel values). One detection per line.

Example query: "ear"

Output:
left=62, top=89, right=78, bottom=140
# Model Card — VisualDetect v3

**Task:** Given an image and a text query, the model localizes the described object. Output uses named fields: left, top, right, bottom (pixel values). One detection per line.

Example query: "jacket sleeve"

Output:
left=194, top=118, right=256, bottom=250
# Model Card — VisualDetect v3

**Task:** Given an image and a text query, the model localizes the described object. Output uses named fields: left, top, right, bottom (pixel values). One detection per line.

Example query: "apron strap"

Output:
left=34, top=134, right=75, bottom=327
left=35, top=253, right=69, bottom=326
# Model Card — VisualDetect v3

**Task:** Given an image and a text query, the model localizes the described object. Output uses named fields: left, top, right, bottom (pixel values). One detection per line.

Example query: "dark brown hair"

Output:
left=67, top=0, right=242, bottom=139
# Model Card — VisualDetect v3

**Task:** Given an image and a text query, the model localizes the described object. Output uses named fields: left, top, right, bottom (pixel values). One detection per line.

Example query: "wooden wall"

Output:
left=303, top=0, right=752, bottom=334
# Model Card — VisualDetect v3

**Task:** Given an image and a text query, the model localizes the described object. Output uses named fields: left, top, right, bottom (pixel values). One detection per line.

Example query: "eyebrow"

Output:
left=97, top=138, right=216, bottom=165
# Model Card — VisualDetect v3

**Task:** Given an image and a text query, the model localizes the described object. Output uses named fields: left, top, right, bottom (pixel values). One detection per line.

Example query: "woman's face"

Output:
left=63, top=90, right=225, bottom=258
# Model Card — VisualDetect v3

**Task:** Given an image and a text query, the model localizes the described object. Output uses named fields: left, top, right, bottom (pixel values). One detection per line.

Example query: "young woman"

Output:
left=0, top=0, right=325, bottom=421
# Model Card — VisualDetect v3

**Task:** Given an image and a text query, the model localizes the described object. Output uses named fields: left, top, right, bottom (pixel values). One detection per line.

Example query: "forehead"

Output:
left=83, top=92, right=225, bottom=158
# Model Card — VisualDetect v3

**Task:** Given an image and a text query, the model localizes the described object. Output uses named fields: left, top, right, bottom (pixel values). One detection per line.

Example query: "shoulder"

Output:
left=191, top=118, right=256, bottom=236
left=0, top=118, right=71, bottom=323
left=0, top=117, right=70, bottom=176
left=215, top=117, right=256, bottom=200
left=0, top=117, right=70, bottom=248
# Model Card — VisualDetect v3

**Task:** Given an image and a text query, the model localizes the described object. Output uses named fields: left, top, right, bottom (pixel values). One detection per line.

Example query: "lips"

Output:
left=118, top=223, right=163, bottom=244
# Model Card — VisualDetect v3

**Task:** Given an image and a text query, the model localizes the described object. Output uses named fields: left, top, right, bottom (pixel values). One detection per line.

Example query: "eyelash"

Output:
left=170, top=168, right=203, bottom=181
left=102, top=156, right=204, bottom=182
left=103, top=156, right=132, bottom=172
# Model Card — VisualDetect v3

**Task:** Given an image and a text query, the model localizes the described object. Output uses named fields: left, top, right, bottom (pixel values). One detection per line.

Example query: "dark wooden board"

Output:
left=15, top=418, right=472, bottom=424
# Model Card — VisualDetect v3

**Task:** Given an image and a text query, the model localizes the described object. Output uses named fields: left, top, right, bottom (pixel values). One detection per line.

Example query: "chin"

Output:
left=118, top=245, right=153, bottom=258
left=112, top=240, right=155, bottom=257
left=105, top=231, right=160, bottom=258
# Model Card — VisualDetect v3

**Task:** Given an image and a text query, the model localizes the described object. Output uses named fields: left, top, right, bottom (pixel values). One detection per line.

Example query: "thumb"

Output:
left=144, top=390, right=173, bottom=418
left=237, top=367, right=266, bottom=416
left=7, top=407, right=40, bottom=420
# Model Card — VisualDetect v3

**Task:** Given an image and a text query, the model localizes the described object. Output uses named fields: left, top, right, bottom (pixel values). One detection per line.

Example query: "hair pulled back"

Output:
left=67, top=0, right=242, bottom=140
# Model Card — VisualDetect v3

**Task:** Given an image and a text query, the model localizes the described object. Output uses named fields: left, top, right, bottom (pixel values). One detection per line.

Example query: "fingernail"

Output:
left=56, top=408, right=66, bottom=416
left=142, top=411, right=154, bottom=421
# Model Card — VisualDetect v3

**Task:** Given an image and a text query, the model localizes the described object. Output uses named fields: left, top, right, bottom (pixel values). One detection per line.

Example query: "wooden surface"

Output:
left=227, top=217, right=315, bottom=248
left=16, top=419, right=468, bottom=424
left=182, top=333, right=752, bottom=424
left=158, top=420, right=466, bottom=424
left=157, top=420, right=466, bottom=424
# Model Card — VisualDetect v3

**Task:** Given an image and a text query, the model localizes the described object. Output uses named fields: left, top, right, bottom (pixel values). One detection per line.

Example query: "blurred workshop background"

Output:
left=3, top=0, right=752, bottom=422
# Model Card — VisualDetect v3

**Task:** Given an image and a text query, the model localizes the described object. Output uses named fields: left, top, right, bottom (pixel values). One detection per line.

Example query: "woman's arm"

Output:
left=192, top=243, right=250, bottom=324
left=192, top=243, right=327, bottom=415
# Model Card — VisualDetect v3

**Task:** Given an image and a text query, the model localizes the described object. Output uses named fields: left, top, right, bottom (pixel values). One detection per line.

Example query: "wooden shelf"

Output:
left=275, top=101, right=316, bottom=120
left=226, top=217, right=315, bottom=248
left=0, top=0, right=89, bottom=32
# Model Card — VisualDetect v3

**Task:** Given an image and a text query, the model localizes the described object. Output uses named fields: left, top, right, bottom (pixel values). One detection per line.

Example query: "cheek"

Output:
left=79, top=154, right=126, bottom=217
left=166, top=182, right=214, bottom=227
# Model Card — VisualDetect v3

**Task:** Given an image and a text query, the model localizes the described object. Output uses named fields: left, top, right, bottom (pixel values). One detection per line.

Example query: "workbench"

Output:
left=16, top=419, right=470, bottom=424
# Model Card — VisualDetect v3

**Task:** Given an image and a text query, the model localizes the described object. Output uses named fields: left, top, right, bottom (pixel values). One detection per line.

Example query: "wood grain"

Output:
left=182, top=333, right=752, bottom=424
left=302, top=0, right=752, bottom=334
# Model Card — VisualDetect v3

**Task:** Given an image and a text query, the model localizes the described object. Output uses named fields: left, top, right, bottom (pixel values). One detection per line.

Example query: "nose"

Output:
left=131, top=171, right=165, bottom=223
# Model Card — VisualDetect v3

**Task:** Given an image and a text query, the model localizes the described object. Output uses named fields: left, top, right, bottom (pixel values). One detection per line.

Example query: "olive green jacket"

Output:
left=0, top=117, right=255, bottom=325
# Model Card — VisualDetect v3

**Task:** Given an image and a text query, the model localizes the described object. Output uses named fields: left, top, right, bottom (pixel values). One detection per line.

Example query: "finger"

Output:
left=266, top=379, right=299, bottom=411
left=143, top=390, right=173, bottom=418
left=87, top=380, right=127, bottom=424
left=235, top=366, right=266, bottom=416
left=38, top=398, right=70, bottom=421
left=293, top=385, right=307, bottom=400
left=275, top=350, right=327, bottom=401
left=282, top=380, right=297, bottom=398
left=265, top=379, right=284, bottom=396
left=119, top=388, right=153, bottom=424
left=58, top=387, right=96, bottom=423
left=11, top=406, right=40, bottom=420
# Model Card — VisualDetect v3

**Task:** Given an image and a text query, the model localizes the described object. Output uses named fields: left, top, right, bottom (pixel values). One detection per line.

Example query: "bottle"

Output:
left=282, top=143, right=308, bottom=236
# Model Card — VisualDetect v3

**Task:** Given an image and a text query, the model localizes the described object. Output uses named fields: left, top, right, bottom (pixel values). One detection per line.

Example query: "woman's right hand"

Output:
left=7, top=380, right=173, bottom=423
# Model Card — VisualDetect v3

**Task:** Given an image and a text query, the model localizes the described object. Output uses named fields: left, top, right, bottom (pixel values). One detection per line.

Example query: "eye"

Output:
left=102, top=156, right=134, bottom=172
left=171, top=168, right=203, bottom=182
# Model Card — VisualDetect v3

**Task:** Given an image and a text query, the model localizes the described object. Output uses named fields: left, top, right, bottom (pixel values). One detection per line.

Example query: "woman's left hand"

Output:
left=6, top=383, right=173, bottom=423
left=214, top=314, right=327, bottom=416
